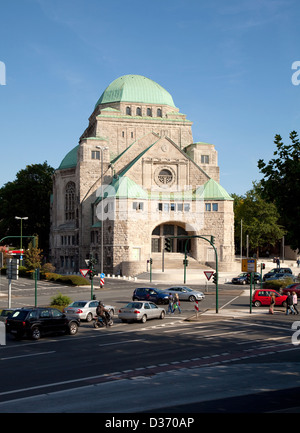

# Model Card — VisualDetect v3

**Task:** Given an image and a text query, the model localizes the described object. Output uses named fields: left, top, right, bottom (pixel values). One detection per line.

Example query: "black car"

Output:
left=231, top=272, right=261, bottom=285
left=132, top=288, right=169, bottom=304
left=6, top=307, right=80, bottom=340
left=263, top=267, right=292, bottom=281
left=0, top=308, right=16, bottom=323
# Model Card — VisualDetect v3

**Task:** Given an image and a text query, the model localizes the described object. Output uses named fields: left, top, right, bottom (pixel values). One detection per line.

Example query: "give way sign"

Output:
left=204, top=271, right=214, bottom=281
left=80, top=269, right=89, bottom=278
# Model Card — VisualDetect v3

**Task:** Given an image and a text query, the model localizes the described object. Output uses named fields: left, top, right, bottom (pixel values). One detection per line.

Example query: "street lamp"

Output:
left=15, top=216, right=28, bottom=265
left=96, top=146, right=108, bottom=275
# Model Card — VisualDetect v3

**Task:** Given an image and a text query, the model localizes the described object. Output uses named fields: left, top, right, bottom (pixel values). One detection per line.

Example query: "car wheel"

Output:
left=31, top=326, right=41, bottom=340
left=68, top=321, right=78, bottom=335
left=282, top=301, right=287, bottom=307
left=254, top=300, right=261, bottom=307
left=141, top=315, right=147, bottom=323
left=242, top=280, right=246, bottom=285
left=86, top=312, right=93, bottom=322
left=188, top=295, right=196, bottom=302
left=160, top=311, right=165, bottom=320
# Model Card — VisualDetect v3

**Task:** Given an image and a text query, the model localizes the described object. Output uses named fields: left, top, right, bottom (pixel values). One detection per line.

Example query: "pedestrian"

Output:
left=286, top=291, right=295, bottom=315
left=167, top=293, right=174, bottom=314
left=269, top=293, right=275, bottom=314
left=173, top=293, right=181, bottom=314
left=292, top=291, right=299, bottom=315
left=276, top=257, right=280, bottom=269
left=297, top=258, right=300, bottom=268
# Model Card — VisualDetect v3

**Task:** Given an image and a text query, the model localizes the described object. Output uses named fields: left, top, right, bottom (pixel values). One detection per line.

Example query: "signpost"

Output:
left=80, top=269, right=89, bottom=278
left=100, top=273, right=105, bottom=288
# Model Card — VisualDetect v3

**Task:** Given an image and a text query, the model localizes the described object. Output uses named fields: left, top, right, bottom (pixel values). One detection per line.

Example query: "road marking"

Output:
left=0, top=351, right=56, bottom=361
left=99, top=339, right=143, bottom=347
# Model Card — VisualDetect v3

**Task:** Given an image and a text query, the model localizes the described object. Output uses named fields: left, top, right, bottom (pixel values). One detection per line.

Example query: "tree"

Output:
left=0, top=162, right=54, bottom=254
left=233, top=185, right=285, bottom=257
left=24, top=241, right=43, bottom=270
left=258, top=131, right=300, bottom=250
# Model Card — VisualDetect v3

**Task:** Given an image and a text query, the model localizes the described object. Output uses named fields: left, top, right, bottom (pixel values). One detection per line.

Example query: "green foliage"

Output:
left=24, top=241, right=43, bottom=270
left=233, top=183, right=285, bottom=256
left=55, top=275, right=90, bottom=286
left=50, top=293, right=72, bottom=307
left=263, top=278, right=294, bottom=290
left=0, top=162, right=54, bottom=254
left=258, top=131, right=300, bottom=250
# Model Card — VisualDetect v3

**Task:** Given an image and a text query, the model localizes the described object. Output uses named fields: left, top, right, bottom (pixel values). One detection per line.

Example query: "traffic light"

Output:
left=262, top=263, right=265, bottom=269
left=88, top=257, right=98, bottom=280
left=212, top=272, right=217, bottom=284
left=210, top=235, right=215, bottom=245
left=149, top=258, right=153, bottom=264
left=165, top=238, right=171, bottom=252
left=183, top=259, right=189, bottom=266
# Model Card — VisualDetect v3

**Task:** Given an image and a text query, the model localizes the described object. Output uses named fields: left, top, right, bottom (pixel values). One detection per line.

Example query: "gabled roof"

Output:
left=199, top=179, right=233, bottom=201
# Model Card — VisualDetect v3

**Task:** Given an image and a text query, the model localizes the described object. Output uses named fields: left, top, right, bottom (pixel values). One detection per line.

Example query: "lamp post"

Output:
left=96, top=146, right=108, bottom=275
left=15, top=216, right=28, bottom=265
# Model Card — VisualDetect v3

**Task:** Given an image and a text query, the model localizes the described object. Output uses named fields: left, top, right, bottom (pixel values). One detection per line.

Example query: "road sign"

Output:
left=100, top=273, right=105, bottom=278
left=100, top=278, right=105, bottom=287
left=80, top=269, right=89, bottom=278
left=204, top=271, right=214, bottom=281
left=242, top=258, right=257, bottom=272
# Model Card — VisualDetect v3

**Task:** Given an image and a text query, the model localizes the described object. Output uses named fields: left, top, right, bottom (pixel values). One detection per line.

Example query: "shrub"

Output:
left=41, top=263, right=56, bottom=274
left=50, top=293, right=72, bottom=307
left=263, top=277, right=294, bottom=291
left=55, top=275, right=90, bottom=286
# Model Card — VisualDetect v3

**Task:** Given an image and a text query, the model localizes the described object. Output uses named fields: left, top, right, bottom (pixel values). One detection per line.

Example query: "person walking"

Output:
left=269, top=293, right=276, bottom=314
left=297, top=258, right=300, bottom=268
left=286, top=292, right=295, bottom=315
left=173, top=293, right=181, bottom=314
left=292, top=291, right=299, bottom=315
left=167, top=293, right=174, bottom=314
left=276, top=257, right=280, bottom=269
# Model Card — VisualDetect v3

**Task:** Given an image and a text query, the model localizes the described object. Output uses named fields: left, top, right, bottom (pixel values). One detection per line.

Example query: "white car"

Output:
left=63, top=300, right=115, bottom=322
left=118, top=301, right=166, bottom=323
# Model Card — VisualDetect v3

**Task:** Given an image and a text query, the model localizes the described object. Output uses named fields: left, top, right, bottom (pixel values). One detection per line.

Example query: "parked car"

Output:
left=0, top=308, right=16, bottom=323
left=164, top=286, right=205, bottom=302
left=63, top=300, right=115, bottom=321
left=252, top=289, right=287, bottom=307
left=6, top=307, right=80, bottom=340
left=263, top=267, right=292, bottom=281
left=231, top=272, right=261, bottom=285
left=282, top=283, right=300, bottom=297
left=264, top=273, right=296, bottom=282
left=118, top=301, right=166, bottom=323
left=132, top=288, right=169, bottom=304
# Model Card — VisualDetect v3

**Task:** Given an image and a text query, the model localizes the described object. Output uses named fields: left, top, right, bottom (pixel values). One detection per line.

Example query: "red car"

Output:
left=252, top=289, right=287, bottom=307
left=282, top=284, right=300, bottom=297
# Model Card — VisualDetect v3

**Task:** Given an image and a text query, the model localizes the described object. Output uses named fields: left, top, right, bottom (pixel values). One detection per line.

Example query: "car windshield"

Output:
left=70, top=301, right=87, bottom=308
left=125, top=302, right=143, bottom=309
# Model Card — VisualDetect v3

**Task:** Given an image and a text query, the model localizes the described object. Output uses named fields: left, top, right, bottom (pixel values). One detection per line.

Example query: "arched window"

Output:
left=126, top=106, right=131, bottom=115
left=157, top=108, right=162, bottom=117
left=158, top=169, right=173, bottom=185
left=136, top=107, right=142, bottom=116
left=147, top=107, right=152, bottom=116
left=65, top=182, right=76, bottom=221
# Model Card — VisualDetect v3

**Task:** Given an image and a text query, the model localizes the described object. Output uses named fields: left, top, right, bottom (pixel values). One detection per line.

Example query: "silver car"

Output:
left=165, top=286, right=205, bottom=302
left=63, top=300, right=115, bottom=322
left=118, top=301, right=166, bottom=323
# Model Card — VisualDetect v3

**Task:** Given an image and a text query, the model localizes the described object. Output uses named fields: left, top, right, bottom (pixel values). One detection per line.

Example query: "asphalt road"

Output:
left=0, top=277, right=300, bottom=415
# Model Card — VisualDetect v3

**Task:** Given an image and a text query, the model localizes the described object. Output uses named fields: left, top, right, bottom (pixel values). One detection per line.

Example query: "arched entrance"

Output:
left=151, top=223, right=191, bottom=253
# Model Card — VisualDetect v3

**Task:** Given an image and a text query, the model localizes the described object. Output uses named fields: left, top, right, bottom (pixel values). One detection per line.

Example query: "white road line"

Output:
left=1, top=351, right=56, bottom=361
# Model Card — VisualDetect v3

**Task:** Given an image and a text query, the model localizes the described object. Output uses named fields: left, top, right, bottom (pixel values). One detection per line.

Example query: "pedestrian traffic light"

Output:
left=212, top=272, right=217, bottom=284
left=165, top=238, right=171, bottom=252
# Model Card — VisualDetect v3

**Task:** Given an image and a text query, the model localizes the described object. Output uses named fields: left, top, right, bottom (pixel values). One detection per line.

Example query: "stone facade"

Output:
left=50, top=75, right=235, bottom=275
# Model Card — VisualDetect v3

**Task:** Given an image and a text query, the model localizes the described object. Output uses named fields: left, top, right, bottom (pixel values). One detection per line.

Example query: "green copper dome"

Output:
left=58, top=145, right=78, bottom=170
left=95, top=75, right=176, bottom=108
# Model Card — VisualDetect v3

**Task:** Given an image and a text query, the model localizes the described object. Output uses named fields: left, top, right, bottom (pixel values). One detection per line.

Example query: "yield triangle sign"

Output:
left=204, top=271, right=214, bottom=281
left=80, top=269, right=90, bottom=278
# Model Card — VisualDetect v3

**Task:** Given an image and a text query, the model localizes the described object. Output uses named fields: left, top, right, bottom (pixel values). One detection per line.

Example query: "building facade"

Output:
left=50, top=75, right=235, bottom=275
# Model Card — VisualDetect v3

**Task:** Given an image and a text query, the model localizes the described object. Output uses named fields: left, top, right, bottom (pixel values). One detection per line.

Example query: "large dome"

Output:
left=94, top=75, right=176, bottom=108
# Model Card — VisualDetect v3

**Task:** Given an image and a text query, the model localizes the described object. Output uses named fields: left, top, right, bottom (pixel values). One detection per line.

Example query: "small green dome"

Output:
left=58, top=145, right=78, bottom=170
left=95, top=75, right=176, bottom=108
